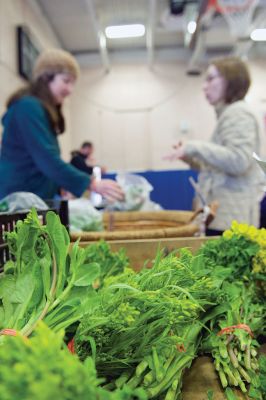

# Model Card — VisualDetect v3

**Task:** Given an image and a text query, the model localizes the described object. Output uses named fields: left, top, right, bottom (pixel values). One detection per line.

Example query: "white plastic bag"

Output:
left=0, top=192, right=48, bottom=213
left=108, top=173, right=154, bottom=211
left=68, top=198, right=103, bottom=232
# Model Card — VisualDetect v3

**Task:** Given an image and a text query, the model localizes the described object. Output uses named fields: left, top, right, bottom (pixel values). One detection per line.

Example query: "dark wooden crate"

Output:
left=0, top=200, right=69, bottom=271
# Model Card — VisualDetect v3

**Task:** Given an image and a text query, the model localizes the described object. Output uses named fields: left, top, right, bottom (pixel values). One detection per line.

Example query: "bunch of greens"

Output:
left=74, top=249, right=225, bottom=399
left=201, top=283, right=264, bottom=397
left=0, top=209, right=100, bottom=337
left=198, top=233, right=259, bottom=281
left=197, top=221, right=266, bottom=398
left=0, top=322, right=147, bottom=400
left=199, top=221, right=266, bottom=296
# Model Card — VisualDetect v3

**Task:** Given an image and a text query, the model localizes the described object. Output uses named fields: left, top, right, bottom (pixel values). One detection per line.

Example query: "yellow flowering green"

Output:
left=223, top=221, right=266, bottom=275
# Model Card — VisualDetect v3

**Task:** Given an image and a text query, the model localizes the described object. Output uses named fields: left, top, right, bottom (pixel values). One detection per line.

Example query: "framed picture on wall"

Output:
left=17, top=26, right=40, bottom=81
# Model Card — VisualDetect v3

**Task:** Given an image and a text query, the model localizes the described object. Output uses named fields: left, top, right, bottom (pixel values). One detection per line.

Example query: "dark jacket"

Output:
left=70, top=152, right=93, bottom=175
left=0, top=96, right=90, bottom=199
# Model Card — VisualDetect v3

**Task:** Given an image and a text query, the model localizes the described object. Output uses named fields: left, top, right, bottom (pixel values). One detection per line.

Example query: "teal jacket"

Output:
left=0, top=96, right=90, bottom=199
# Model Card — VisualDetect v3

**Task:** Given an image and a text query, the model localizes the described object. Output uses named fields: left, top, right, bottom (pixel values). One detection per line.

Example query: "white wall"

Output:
left=70, top=57, right=266, bottom=173
left=0, top=0, right=72, bottom=160
left=70, top=62, right=215, bottom=173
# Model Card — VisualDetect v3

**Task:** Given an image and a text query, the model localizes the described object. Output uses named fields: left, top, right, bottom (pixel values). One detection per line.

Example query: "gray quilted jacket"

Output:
left=184, top=100, right=264, bottom=230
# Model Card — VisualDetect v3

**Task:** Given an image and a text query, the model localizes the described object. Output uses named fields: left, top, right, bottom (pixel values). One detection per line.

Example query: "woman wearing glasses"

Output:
left=167, top=57, right=263, bottom=235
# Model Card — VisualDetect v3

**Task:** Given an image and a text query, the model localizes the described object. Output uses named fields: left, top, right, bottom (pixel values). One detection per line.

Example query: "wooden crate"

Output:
left=0, top=200, right=69, bottom=271
left=78, top=236, right=213, bottom=271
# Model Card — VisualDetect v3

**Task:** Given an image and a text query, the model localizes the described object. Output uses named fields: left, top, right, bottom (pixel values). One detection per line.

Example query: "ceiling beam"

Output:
left=85, top=0, right=110, bottom=73
left=147, top=0, right=157, bottom=68
left=186, top=0, right=216, bottom=74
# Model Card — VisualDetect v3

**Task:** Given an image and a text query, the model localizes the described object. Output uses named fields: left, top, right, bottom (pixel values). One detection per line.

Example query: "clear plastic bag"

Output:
left=0, top=192, right=48, bottom=213
left=68, top=198, right=104, bottom=232
left=108, top=173, right=155, bottom=211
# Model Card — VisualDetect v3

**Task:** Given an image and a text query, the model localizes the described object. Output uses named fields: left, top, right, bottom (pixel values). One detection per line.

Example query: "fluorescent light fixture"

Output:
left=250, top=28, right=266, bottom=41
left=105, top=24, right=145, bottom=39
left=187, top=21, right=197, bottom=34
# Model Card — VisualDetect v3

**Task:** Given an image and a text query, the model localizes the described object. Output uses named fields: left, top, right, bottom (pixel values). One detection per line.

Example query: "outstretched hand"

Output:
left=163, top=141, right=186, bottom=161
left=91, top=179, right=125, bottom=203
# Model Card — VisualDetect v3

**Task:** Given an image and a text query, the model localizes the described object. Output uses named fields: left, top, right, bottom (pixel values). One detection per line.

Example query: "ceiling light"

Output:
left=187, top=21, right=197, bottom=34
left=250, top=29, right=266, bottom=41
left=105, top=24, right=145, bottom=39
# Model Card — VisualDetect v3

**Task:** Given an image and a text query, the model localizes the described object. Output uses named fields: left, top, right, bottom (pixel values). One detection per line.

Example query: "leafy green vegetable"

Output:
left=0, top=322, right=147, bottom=400
left=198, top=234, right=259, bottom=281
left=74, top=248, right=225, bottom=398
left=198, top=230, right=266, bottom=398
left=0, top=209, right=101, bottom=337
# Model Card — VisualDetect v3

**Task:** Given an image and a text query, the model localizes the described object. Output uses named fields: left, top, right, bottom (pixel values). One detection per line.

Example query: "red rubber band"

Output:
left=67, top=338, right=75, bottom=354
left=0, top=329, right=18, bottom=336
left=217, top=323, right=254, bottom=338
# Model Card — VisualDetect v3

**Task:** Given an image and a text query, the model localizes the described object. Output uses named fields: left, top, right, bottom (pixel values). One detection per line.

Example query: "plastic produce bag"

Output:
left=68, top=198, right=104, bottom=232
left=0, top=192, right=48, bottom=213
left=108, top=173, right=158, bottom=211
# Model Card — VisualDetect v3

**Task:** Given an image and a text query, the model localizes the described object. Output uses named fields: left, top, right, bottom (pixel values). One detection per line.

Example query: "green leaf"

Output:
left=207, top=389, right=214, bottom=400
left=0, top=275, right=16, bottom=299
left=10, top=270, right=35, bottom=304
left=45, top=211, right=70, bottom=296
left=73, top=263, right=100, bottom=287
left=0, top=306, right=4, bottom=327
left=39, top=249, right=52, bottom=300
left=225, top=388, right=238, bottom=400
left=2, top=298, right=14, bottom=327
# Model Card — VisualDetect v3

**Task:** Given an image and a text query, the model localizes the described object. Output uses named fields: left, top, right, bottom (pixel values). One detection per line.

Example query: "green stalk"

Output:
left=237, top=365, right=251, bottom=383
left=163, top=351, right=176, bottom=373
left=165, top=377, right=181, bottom=400
left=214, top=358, right=220, bottom=371
left=232, top=366, right=247, bottom=393
left=21, top=235, right=57, bottom=337
left=115, top=371, right=132, bottom=388
left=219, top=369, right=228, bottom=388
left=244, top=345, right=251, bottom=370
left=225, top=388, right=238, bottom=400
left=127, top=373, right=144, bottom=389
left=136, top=359, right=149, bottom=378
left=143, top=370, right=155, bottom=387
left=47, top=269, right=76, bottom=312
left=152, top=346, right=164, bottom=382
left=227, top=344, right=238, bottom=368
left=146, top=355, right=192, bottom=398
left=224, top=365, right=238, bottom=386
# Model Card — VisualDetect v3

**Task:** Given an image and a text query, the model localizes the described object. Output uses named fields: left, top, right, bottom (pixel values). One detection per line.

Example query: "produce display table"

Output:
left=183, top=344, right=266, bottom=400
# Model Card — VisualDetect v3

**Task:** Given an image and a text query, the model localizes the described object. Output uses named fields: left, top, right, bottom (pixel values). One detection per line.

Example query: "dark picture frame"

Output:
left=17, top=25, right=40, bottom=81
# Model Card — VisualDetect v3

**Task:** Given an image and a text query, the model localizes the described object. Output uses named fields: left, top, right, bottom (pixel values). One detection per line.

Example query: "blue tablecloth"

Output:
left=104, top=169, right=198, bottom=211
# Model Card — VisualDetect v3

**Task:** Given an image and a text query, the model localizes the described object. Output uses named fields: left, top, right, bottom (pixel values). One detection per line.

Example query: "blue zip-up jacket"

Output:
left=0, top=96, right=90, bottom=199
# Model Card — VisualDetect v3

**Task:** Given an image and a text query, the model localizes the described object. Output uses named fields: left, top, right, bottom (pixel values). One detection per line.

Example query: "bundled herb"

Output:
left=201, top=284, right=264, bottom=395
left=74, top=249, right=225, bottom=398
